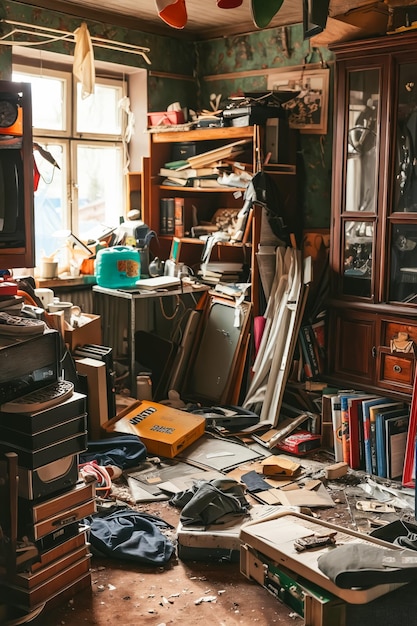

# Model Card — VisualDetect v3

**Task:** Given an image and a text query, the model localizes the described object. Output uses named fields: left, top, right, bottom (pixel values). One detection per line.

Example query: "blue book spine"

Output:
left=376, top=414, right=387, bottom=478
left=363, top=406, right=372, bottom=475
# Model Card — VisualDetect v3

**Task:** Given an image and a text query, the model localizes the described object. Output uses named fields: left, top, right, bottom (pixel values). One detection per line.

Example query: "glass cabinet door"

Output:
left=389, top=59, right=417, bottom=303
left=345, top=69, right=379, bottom=214
left=393, top=63, right=417, bottom=213
left=342, top=68, right=380, bottom=298
left=343, top=220, right=373, bottom=297
left=390, top=224, right=417, bottom=303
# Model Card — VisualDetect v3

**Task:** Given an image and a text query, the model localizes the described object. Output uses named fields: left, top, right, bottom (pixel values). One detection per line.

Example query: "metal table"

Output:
left=92, top=282, right=208, bottom=397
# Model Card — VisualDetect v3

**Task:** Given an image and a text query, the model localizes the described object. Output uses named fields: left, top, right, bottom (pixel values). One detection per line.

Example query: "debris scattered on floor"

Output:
left=195, top=595, right=217, bottom=604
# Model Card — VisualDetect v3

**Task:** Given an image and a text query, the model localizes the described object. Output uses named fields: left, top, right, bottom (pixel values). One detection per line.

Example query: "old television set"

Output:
left=0, top=81, right=34, bottom=269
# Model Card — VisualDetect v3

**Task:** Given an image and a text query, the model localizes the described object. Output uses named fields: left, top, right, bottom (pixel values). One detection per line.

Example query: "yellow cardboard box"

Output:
left=105, top=400, right=206, bottom=458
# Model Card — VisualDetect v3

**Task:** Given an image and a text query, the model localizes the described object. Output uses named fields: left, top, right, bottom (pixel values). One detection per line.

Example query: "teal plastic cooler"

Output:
left=95, top=245, right=140, bottom=288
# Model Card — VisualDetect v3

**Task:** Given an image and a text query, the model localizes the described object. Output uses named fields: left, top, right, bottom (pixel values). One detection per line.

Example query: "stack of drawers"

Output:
left=0, top=390, right=95, bottom=613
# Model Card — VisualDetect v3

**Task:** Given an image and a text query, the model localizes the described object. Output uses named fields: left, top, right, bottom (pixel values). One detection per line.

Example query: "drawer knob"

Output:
left=393, top=364, right=402, bottom=373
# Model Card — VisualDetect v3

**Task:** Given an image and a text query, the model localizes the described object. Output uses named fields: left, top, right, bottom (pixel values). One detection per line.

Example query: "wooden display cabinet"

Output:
left=328, top=32, right=417, bottom=398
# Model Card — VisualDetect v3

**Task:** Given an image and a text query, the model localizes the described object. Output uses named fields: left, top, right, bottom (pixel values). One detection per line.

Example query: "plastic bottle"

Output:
left=136, top=374, right=153, bottom=401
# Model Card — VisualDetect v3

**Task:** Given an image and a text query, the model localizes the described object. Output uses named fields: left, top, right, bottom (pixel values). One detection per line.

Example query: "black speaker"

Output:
left=303, top=0, right=329, bottom=39
left=0, top=329, right=61, bottom=404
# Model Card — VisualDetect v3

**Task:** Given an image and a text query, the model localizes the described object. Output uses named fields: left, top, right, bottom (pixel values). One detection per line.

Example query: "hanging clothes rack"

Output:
left=0, top=19, right=151, bottom=64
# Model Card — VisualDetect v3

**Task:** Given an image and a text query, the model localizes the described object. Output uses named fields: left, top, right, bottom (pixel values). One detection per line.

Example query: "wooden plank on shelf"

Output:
left=187, top=139, right=252, bottom=168
left=159, top=184, right=245, bottom=192
left=151, top=126, right=255, bottom=144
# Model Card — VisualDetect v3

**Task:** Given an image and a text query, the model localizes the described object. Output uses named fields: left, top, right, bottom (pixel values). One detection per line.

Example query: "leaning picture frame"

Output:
left=402, top=372, right=417, bottom=487
left=267, top=67, right=330, bottom=135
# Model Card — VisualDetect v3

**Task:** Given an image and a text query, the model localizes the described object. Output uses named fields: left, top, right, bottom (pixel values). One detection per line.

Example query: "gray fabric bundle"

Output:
left=170, top=478, right=250, bottom=526
left=317, top=543, right=417, bottom=589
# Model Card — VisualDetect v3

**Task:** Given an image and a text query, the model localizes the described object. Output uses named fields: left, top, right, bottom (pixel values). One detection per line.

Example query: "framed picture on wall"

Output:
left=267, top=67, right=329, bottom=135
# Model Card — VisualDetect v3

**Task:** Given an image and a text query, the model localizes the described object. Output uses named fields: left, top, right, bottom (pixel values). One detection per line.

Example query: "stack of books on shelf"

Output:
left=197, top=261, right=244, bottom=286
left=321, top=388, right=410, bottom=481
left=160, top=165, right=220, bottom=188
left=159, top=138, right=252, bottom=189
left=296, top=317, right=326, bottom=381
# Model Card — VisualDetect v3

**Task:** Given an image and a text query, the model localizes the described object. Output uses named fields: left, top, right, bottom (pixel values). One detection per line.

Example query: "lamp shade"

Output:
left=155, top=0, right=187, bottom=29
left=217, top=0, right=243, bottom=7
left=251, top=0, right=284, bottom=29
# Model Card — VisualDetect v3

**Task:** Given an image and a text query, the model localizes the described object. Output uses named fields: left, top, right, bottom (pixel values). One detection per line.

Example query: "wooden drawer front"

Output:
left=383, top=321, right=417, bottom=346
left=332, top=313, right=375, bottom=385
left=379, top=352, right=415, bottom=388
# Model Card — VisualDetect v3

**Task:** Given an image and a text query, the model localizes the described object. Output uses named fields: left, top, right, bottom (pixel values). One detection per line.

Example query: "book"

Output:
left=202, top=262, right=243, bottom=273
left=298, top=334, right=312, bottom=380
left=339, top=392, right=365, bottom=465
left=362, top=397, right=391, bottom=475
left=159, top=166, right=216, bottom=179
left=213, top=283, right=248, bottom=298
left=311, top=318, right=326, bottom=361
left=347, top=395, right=376, bottom=469
left=160, top=198, right=175, bottom=235
left=192, top=177, right=223, bottom=188
left=199, top=268, right=241, bottom=278
left=174, top=197, right=184, bottom=238
left=385, top=413, right=410, bottom=480
left=161, top=176, right=189, bottom=187
left=369, top=401, right=402, bottom=475
left=274, top=429, right=321, bottom=455
left=299, top=325, right=320, bottom=378
left=163, top=159, right=188, bottom=169
left=136, top=276, right=181, bottom=290
left=187, top=138, right=252, bottom=168
left=198, top=274, right=240, bottom=285
left=0, top=295, right=24, bottom=310
left=375, top=407, right=408, bottom=478
left=196, top=274, right=222, bottom=285
left=330, top=394, right=343, bottom=462
left=163, top=173, right=221, bottom=187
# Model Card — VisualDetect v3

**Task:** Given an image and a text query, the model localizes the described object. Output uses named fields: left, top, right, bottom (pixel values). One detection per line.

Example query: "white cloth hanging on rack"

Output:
left=73, top=22, right=95, bottom=99
left=119, top=96, right=135, bottom=174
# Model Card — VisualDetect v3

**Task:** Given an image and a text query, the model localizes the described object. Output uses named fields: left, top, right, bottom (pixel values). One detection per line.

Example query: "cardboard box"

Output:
left=64, top=314, right=102, bottom=351
left=147, top=111, right=184, bottom=127
left=106, top=400, right=205, bottom=458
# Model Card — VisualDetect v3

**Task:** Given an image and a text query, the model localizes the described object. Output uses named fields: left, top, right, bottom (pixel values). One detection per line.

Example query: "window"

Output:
left=12, top=65, right=126, bottom=269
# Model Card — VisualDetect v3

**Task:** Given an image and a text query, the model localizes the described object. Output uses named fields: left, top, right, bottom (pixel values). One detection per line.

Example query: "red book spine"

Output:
left=348, top=400, right=360, bottom=469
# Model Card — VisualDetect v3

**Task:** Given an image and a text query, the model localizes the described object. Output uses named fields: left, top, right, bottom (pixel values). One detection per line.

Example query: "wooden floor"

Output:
left=27, top=500, right=299, bottom=626
left=10, top=460, right=417, bottom=626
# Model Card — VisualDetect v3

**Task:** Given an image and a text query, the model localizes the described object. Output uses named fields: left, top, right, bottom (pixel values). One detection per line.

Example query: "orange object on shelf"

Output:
left=0, top=106, right=23, bottom=136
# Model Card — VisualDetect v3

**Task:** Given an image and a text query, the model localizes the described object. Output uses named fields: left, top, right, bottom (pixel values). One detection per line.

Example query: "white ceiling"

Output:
left=21, top=0, right=386, bottom=39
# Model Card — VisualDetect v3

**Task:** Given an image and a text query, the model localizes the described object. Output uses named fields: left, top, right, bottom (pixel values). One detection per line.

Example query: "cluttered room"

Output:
left=4, top=1, right=417, bottom=625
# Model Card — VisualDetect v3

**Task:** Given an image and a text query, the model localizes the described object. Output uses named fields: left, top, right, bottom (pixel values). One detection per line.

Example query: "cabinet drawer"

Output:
left=382, top=321, right=417, bottom=346
left=378, top=350, right=415, bottom=390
